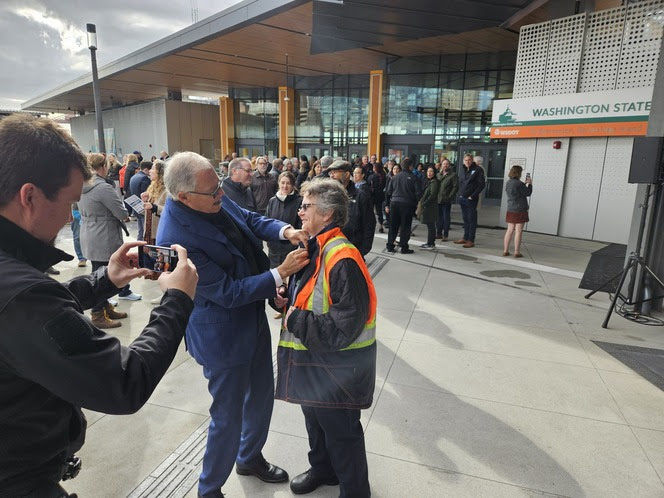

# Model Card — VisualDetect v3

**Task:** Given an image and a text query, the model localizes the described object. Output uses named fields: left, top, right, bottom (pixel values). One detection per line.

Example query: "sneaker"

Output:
left=420, top=243, right=435, bottom=249
left=150, top=295, right=163, bottom=305
left=118, top=292, right=142, bottom=301
left=77, top=259, right=87, bottom=267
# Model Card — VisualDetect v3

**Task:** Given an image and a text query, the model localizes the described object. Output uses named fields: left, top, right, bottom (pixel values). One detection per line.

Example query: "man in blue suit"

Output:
left=157, top=152, right=310, bottom=498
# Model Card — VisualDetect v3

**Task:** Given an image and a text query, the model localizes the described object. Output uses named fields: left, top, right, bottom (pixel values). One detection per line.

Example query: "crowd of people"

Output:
left=0, top=113, right=534, bottom=498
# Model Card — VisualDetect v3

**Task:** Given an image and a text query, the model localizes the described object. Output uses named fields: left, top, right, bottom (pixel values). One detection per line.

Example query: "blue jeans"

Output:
left=70, top=214, right=84, bottom=260
left=436, top=203, right=451, bottom=237
left=459, top=197, right=478, bottom=242
left=136, top=213, right=145, bottom=242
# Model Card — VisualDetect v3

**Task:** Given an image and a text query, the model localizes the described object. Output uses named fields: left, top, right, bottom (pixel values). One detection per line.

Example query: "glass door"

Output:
left=348, top=144, right=367, bottom=161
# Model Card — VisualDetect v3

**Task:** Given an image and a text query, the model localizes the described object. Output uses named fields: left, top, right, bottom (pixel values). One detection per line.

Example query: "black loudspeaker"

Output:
left=629, top=137, right=663, bottom=184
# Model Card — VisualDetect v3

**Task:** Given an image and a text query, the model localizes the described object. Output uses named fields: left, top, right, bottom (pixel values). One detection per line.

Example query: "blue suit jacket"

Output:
left=157, top=196, right=287, bottom=367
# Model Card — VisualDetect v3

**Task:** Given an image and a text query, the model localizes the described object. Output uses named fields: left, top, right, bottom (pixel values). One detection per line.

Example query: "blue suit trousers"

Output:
left=197, top=321, right=275, bottom=495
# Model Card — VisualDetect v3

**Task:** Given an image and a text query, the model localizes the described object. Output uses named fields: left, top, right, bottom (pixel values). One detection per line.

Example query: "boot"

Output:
left=104, top=302, right=128, bottom=319
left=91, top=309, right=121, bottom=329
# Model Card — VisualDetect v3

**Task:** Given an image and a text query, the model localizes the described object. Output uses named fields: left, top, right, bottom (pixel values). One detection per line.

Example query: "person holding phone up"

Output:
left=503, top=165, right=533, bottom=258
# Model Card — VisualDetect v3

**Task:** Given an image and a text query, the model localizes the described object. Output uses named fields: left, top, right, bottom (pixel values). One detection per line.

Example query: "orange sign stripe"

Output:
left=490, top=121, right=648, bottom=139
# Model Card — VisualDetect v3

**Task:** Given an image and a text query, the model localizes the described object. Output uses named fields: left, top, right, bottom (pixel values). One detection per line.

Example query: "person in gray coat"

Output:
left=503, top=165, right=533, bottom=258
left=78, top=153, right=141, bottom=328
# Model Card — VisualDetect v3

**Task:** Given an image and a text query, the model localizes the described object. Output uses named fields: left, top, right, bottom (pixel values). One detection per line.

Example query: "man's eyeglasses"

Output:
left=188, top=181, right=224, bottom=197
left=298, top=203, right=317, bottom=212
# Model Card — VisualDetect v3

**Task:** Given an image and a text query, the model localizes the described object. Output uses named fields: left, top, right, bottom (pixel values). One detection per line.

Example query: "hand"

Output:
left=284, top=305, right=296, bottom=330
left=283, top=227, right=309, bottom=248
left=107, top=241, right=153, bottom=288
left=140, top=192, right=149, bottom=202
left=274, top=293, right=289, bottom=309
left=143, top=202, right=153, bottom=212
left=276, top=248, right=310, bottom=280
left=157, top=245, right=199, bottom=300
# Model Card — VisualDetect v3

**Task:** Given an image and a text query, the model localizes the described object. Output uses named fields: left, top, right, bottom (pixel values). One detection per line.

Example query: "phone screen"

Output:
left=525, top=173, right=531, bottom=180
left=140, top=245, right=179, bottom=272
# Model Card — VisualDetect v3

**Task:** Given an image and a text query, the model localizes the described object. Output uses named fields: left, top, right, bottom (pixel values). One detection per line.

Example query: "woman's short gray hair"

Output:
left=164, top=151, right=214, bottom=199
left=300, top=178, right=349, bottom=227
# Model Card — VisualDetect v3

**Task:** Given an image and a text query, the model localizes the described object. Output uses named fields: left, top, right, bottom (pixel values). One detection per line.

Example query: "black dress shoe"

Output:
left=236, top=456, right=288, bottom=483
left=290, top=469, right=339, bottom=495
left=400, top=248, right=414, bottom=254
left=45, top=266, right=60, bottom=275
left=197, top=491, right=224, bottom=498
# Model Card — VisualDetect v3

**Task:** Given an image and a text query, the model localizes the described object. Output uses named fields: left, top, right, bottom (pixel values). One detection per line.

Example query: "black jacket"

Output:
left=265, top=193, right=302, bottom=266
left=369, top=173, right=385, bottom=203
left=222, top=177, right=256, bottom=211
left=122, top=161, right=138, bottom=196
left=458, top=164, right=486, bottom=200
left=0, top=215, right=193, bottom=494
left=342, top=182, right=376, bottom=257
left=385, top=169, right=422, bottom=206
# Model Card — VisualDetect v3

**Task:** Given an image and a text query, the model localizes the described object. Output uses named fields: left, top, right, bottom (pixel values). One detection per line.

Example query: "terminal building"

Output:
left=23, top=0, right=664, bottom=274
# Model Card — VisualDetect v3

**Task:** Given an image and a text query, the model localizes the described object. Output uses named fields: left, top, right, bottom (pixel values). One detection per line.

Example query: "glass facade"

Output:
left=384, top=52, right=515, bottom=164
left=293, top=74, right=370, bottom=158
left=229, top=52, right=515, bottom=163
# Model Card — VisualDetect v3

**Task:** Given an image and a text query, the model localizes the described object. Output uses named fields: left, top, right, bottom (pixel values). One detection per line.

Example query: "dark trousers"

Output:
left=436, top=203, right=452, bottom=237
left=372, top=199, right=384, bottom=226
left=301, top=405, right=370, bottom=498
left=10, top=481, right=74, bottom=498
left=386, top=201, right=414, bottom=250
left=91, top=260, right=130, bottom=311
left=136, top=213, right=145, bottom=242
left=198, top=326, right=274, bottom=495
left=459, top=197, right=478, bottom=242
left=426, top=222, right=436, bottom=245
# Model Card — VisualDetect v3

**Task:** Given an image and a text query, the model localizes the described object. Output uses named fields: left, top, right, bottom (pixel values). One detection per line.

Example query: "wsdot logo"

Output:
left=494, top=128, right=519, bottom=136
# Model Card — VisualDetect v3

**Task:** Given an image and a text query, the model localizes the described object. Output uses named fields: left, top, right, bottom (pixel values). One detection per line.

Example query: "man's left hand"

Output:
left=107, top=241, right=153, bottom=288
left=284, top=227, right=309, bottom=248
left=274, top=293, right=289, bottom=309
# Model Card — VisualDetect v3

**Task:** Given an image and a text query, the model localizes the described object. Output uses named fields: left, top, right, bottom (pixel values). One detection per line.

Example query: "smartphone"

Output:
left=140, top=245, right=178, bottom=272
left=525, top=172, right=531, bottom=181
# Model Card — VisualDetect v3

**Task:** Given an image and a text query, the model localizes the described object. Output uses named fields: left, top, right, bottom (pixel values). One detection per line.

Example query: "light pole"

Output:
left=87, top=23, right=105, bottom=153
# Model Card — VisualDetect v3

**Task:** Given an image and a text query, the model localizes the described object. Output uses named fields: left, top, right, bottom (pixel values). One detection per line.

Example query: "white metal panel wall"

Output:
left=578, top=7, right=625, bottom=92
left=526, top=138, right=570, bottom=234
left=70, top=100, right=168, bottom=159
left=500, top=139, right=538, bottom=224
left=558, top=137, right=607, bottom=238
left=593, top=137, right=639, bottom=243
left=616, top=0, right=663, bottom=90
left=543, top=14, right=586, bottom=96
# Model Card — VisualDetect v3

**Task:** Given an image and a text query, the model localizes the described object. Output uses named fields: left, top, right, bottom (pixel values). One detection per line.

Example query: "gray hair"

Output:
left=300, top=178, right=349, bottom=228
left=319, top=155, right=333, bottom=169
left=164, top=151, right=214, bottom=199
left=229, top=157, right=251, bottom=172
left=272, top=158, right=283, bottom=169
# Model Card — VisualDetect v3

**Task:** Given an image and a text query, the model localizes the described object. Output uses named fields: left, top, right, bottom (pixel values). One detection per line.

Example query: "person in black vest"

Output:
left=0, top=114, right=198, bottom=498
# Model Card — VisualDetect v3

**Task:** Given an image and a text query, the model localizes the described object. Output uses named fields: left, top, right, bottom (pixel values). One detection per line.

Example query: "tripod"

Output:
left=584, top=183, right=664, bottom=328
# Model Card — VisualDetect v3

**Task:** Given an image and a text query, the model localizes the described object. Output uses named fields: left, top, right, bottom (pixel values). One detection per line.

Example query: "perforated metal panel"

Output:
left=514, top=23, right=550, bottom=98
left=578, top=7, right=625, bottom=92
left=593, top=137, right=639, bottom=243
left=543, top=14, right=586, bottom=95
left=617, top=0, right=664, bottom=89
left=558, top=137, right=607, bottom=239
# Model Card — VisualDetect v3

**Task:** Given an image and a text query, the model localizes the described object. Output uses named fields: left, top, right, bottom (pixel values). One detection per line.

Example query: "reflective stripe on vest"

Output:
left=279, top=232, right=376, bottom=352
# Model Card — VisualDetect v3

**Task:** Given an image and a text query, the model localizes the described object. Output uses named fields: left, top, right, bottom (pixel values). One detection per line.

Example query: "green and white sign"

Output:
left=490, top=87, right=654, bottom=138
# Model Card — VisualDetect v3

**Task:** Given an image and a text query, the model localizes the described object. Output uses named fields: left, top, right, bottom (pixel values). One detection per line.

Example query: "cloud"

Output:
left=0, top=0, right=241, bottom=111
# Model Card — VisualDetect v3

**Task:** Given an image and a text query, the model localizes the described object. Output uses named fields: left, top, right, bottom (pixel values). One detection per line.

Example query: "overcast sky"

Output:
left=0, top=0, right=241, bottom=110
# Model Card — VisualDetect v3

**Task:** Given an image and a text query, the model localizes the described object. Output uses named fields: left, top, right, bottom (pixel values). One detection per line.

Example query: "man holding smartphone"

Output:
left=0, top=114, right=200, bottom=497
left=158, top=152, right=310, bottom=498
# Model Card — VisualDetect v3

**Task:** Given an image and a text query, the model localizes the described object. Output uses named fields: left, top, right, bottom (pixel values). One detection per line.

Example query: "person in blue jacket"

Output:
left=157, top=152, right=310, bottom=498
